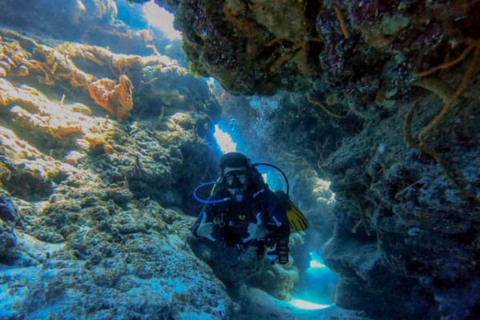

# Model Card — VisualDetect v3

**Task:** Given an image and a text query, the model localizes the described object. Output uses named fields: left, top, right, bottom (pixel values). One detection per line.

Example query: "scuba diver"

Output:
left=192, top=152, right=309, bottom=265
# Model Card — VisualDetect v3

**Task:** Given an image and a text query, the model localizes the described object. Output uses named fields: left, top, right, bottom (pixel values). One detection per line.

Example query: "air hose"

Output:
left=193, top=162, right=290, bottom=204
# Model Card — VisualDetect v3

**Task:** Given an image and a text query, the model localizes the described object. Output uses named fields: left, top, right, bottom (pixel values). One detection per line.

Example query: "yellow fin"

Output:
left=286, top=200, right=309, bottom=231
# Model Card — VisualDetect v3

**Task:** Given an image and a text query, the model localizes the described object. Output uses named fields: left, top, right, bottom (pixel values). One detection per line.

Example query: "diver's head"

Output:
left=220, top=153, right=251, bottom=202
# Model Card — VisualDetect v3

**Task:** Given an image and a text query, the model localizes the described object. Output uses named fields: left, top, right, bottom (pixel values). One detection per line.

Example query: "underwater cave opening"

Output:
left=290, top=251, right=339, bottom=309
left=212, top=120, right=339, bottom=310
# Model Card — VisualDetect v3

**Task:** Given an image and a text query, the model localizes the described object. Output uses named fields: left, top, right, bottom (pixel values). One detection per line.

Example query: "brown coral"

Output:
left=88, top=75, right=134, bottom=119
left=0, top=30, right=96, bottom=89
left=404, top=38, right=480, bottom=204
left=413, top=38, right=480, bottom=144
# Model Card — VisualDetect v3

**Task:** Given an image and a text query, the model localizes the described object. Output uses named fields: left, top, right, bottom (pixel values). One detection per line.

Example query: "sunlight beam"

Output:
left=213, top=124, right=237, bottom=154
left=290, top=299, right=332, bottom=310
left=143, top=2, right=182, bottom=41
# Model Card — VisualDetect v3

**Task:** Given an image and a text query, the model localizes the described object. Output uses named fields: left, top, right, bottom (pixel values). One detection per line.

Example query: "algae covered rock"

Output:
left=88, top=75, right=134, bottom=119
left=0, top=25, right=235, bottom=319
left=0, top=193, right=17, bottom=262
left=381, top=14, right=410, bottom=36
left=150, top=0, right=480, bottom=119
left=2, top=0, right=480, bottom=319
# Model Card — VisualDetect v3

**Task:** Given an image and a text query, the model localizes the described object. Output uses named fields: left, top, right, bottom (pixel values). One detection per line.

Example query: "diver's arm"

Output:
left=192, top=206, right=210, bottom=236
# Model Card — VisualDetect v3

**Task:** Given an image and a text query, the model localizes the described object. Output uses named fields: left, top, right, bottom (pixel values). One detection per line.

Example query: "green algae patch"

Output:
left=381, top=14, right=410, bottom=36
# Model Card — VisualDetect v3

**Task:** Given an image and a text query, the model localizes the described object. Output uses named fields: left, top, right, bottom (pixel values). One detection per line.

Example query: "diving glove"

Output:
left=243, top=212, right=269, bottom=243
left=197, top=211, right=216, bottom=242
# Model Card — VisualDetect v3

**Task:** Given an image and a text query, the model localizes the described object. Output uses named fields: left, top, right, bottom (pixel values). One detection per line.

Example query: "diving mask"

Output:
left=223, top=169, right=249, bottom=202
left=223, top=170, right=248, bottom=189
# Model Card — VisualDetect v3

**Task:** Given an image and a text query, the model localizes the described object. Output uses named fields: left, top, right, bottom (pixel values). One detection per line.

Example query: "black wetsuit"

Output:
left=192, top=183, right=290, bottom=249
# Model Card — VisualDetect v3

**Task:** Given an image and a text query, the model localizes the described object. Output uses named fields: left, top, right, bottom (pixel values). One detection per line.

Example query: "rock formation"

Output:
left=1, top=0, right=480, bottom=319
left=145, top=0, right=480, bottom=319
left=0, top=27, right=236, bottom=319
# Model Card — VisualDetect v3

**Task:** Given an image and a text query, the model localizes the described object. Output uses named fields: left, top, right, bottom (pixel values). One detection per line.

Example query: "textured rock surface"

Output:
left=2, top=1, right=480, bottom=319
left=0, top=29, right=236, bottom=319
left=320, top=94, right=480, bottom=319
left=182, top=1, right=480, bottom=319
left=155, top=0, right=480, bottom=103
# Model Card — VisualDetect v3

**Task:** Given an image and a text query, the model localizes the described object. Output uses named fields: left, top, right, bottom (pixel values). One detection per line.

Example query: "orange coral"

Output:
left=88, top=75, right=134, bottom=119
left=333, top=4, right=350, bottom=39
left=84, top=135, right=104, bottom=147
left=103, top=144, right=114, bottom=154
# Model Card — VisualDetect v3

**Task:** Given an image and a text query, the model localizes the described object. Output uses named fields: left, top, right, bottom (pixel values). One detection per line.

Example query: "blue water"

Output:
left=292, top=252, right=339, bottom=308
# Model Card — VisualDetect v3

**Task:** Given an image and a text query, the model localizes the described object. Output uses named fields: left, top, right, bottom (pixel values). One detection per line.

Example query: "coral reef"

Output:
left=0, top=29, right=218, bottom=122
left=151, top=0, right=478, bottom=128
left=88, top=75, right=134, bottom=119
left=168, top=0, right=322, bottom=95
left=199, top=0, right=480, bottom=316
left=0, top=28, right=239, bottom=319
left=318, top=90, right=480, bottom=319
left=1, top=0, right=480, bottom=319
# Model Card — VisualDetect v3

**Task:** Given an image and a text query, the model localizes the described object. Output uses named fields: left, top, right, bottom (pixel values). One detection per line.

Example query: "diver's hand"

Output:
left=243, top=212, right=269, bottom=243
left=197, top=211, right=216, bottom=242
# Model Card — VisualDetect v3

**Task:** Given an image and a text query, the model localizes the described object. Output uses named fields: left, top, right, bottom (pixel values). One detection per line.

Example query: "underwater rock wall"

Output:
left=155, top=0, right=480, bottom=103
left=1, top=0, right=480, bottom=319
left=158, top=0, right=480, bottom=319
left=0, top=28, right=236, bottom=319
left=0, top=28, right=222, bottom=209
left=321, top=93, right=480, bottom=320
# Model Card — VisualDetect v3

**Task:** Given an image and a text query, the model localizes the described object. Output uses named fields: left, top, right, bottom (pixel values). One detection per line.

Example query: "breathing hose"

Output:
left=193, top=162, right=290, bottom=204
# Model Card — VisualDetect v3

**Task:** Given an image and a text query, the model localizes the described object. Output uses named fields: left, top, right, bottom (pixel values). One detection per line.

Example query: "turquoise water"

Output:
left=292, top=252, right=339, bottom=308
